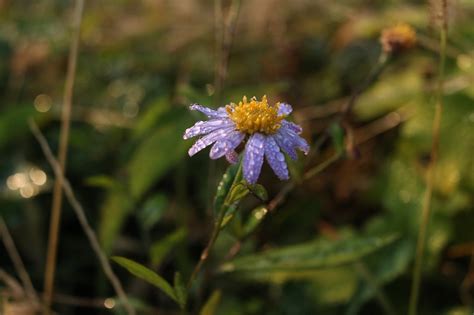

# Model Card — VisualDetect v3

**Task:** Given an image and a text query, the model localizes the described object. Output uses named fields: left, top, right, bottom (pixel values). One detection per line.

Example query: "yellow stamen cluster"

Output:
left=380, top=23, right=417, bottom=54
left=227, top=95, right=284, bottom=135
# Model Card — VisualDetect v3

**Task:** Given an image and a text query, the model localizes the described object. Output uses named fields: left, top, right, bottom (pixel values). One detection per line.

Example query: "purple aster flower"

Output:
left=183, top=96, right=309, bottom=184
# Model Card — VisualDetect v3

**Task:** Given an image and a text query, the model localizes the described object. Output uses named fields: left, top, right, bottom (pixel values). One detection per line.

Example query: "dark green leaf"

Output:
left=173, top=272, right=187, bottom=309
left=346, top=238, right=413, bottom=315
left=220, top=234, right=398, bottom=280
left=99, top=186, right=133, bottom=253
left=247, top=184, right=268, bottom=201
left=329, top=122, right=344, bottom=155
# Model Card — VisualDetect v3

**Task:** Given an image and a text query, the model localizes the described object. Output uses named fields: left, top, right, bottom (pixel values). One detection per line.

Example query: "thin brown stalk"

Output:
left=43, top=0, right=85, bottom=313
left=0, top=268, right=25, bottom=298
left=0, top=219, right=39, bottom=305
left=408, top=1, right=448, bottom=313
left=213, top=0, right=242, bottom=105
left=29, top=120, right=136, bottom=315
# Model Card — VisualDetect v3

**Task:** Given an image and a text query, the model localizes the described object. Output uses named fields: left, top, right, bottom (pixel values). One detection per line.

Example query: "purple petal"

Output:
left=225, top=150, right=239, bottom=164
left=183, top=118, right=234, bottom=139
left=189, top=104, right=228, bottom=119
left=282, top=120, right=302, bottom=134
left=265, top=136, right=289, bottom=180
left=274, top=132, right=297, bottom=160
left=274, top=124, right=309, bottom=160
left=243, top=133, right=266, bottom=184
left=209, top=131, right=245, bottom=159
left=278, top=103, right=293, bottom=116
left=188, top=127, right=234, bottom=157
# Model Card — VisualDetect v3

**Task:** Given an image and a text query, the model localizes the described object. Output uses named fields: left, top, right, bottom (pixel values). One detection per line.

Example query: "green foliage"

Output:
left=2, top=1, right=474, bottom=314
left=220, top=234, right=398, bottom=280
left=200, top=290, right=222, bottom=315
left=128, top=108, right=191, bottom=200
left=329, top=123, right=345, bottom=155
left=112, top=256, right=178, bottom=304
left=214, top=162, right=242, bottom=215
left=173, top=272, right=187, bottom=309
left=149, top=228, right=187, bottom=266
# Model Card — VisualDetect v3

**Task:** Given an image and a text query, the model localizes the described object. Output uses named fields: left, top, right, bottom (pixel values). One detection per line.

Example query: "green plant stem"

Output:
left=408, top=26, right=447, bottom=315
left=188, top=164, right=243, bottom=289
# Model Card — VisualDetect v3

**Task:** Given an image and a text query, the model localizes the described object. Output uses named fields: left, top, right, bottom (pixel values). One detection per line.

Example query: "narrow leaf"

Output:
left=213, top=163, right=241, bottom=215
left=247, top=184, right=268, bottom=201
left=227, top=182, right=249, bottom=205
left=220, top=234, right=398, bottom=280
left=329, top=122, right=345, bottom=155
left=173, top=272, right=187, bottom=310
left=112, top=256, right=177, bottom=302
left=199, top=290, right=222, bottom=315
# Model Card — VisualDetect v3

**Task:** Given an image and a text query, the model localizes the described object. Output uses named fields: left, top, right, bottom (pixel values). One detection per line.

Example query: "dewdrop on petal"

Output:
left=183, top=96, right=309, bottom=184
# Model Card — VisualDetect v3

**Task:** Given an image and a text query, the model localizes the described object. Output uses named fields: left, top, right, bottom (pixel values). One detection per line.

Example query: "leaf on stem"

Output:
left=112, top=256, right=178, bottom=303
left=220, top=234, right=398, bottom=280
left=213, top=162, right=242, bottom=216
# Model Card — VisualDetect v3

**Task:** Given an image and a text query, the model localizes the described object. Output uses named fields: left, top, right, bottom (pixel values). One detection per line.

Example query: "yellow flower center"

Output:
left=226, top=95, right=284, bottom=135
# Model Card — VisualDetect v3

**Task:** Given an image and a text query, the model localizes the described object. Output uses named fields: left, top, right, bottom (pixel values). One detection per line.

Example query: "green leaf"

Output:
left=133, top=97, right=171, bottom=139
left=173, top=272, right=187, bottom=310
left=213, top=163, right=242, bottom=214
left=329, top=122, right=345, bottom=155
left=99, top=186, right=133, bottom=253
left=199, top=290, right=222, bottom=315
left=346, top=238, right=413, bottom=315
left=227, top=182, right=249, bottom=205
left=112, top=256, right=177, bottom=302
left=84, top=175, right=116, bottom=189
left=150, top=228, right=187, bottom=266
left=247, top=184, right=268, bottom=201
left=220, top=234, right=398, bottom=280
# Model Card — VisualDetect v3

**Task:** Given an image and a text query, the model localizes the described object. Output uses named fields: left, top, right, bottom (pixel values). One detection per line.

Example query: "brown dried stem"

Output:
left=43, top=0, right=84, bottom=313
left=0, top=218, right=39, bottom=305
left=29, top=120, right=136, bottom=315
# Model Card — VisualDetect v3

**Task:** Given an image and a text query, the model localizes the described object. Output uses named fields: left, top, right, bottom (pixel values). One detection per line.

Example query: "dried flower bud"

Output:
left=380, top=23, right=417, bottom=54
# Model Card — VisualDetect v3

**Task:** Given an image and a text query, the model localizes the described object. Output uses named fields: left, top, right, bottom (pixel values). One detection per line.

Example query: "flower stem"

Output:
left=187, top=163, right=243, bottom=289
left=408, top=20, right=447, bottom=315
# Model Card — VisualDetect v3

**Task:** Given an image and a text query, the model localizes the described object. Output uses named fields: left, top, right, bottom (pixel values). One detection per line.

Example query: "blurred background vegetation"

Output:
left=0, top=0, right=473, bottom=314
